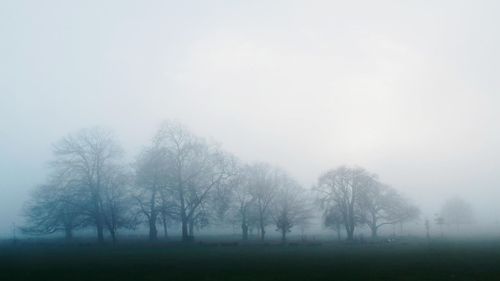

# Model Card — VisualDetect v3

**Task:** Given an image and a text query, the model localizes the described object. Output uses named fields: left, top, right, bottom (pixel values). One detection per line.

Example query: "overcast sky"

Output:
left=1, top=0, right=500, bottom=236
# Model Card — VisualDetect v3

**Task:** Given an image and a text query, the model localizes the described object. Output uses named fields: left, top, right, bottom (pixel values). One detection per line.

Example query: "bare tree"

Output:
left=154, top=121, right=231, bottom=242
left=323, top=205, right=344, bottom=241
left=425, top=219, right=431, bottom=240
left=316, top=166, right=371, bottom=241
left=441, top=197, right=474, bottom=231
left=207, top=158, right=241, bottom=233
left=51, top=127, right=124, bottom=243
left=230, top=165, right=255, bottom=240
left=247, top=163, right=280, bottom=241
left=272, top=174, right=312, bottom=243
left=434, top=214, right=445, bottom=237
left=359, top=179, right=420, bottom=238
left=134, top=144, right=169, bottom=241
left=22, top=175, right=86, bottom=240
left=392, top=198, right=420, bottom=235
left=101, top=165, right=137, bottom=243
left=158, top=188, right=176, bottom=239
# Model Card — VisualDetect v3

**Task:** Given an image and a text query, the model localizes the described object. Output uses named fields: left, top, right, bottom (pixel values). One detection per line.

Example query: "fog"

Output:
left=2, top=0, right=500, bottom=238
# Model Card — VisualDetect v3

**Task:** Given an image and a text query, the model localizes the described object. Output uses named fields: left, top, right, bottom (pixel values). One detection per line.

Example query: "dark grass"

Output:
left=2, top=238, right=500, bottom=281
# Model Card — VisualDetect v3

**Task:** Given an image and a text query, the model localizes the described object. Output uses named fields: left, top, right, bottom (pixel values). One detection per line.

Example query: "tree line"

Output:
left=22, top=121, right=420, bottom=243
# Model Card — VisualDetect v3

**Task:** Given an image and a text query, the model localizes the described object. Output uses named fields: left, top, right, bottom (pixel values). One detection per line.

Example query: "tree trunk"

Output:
left=188, top=219, right=195, bottom=240
left=344, top=206, right=355, bottom=241
left=346, top=229, right=354, bottom=241
left=242, top=222, right=248, bottom=240
left=181, top=218, right=189, bottom=241
left=96, top=219, right=104, bottom=243
left=371, top=226, right=378, bottom=238
left=94, top=193, right=105, bottom=243
left=109, top=229, right=116, bottom=244
left=281, top=228, right=287, bottom=243
left=346, top=202, right=355, bottom=241
left=179, top=186, right=190, bottom=242
left=345, top=225, right=354, bottom=241
left=149, top=217, right=158, bottom=241
left=149, top=193, right=158, bottom=241
left=93, top=182, right=105, bottom=244
left=370, top=214, right=378, bottom=238
left=64, top=227, right=73, bottom=241
left=259, top=220, right=266, bottom=241
left=162, top=216, right=168, bottom=239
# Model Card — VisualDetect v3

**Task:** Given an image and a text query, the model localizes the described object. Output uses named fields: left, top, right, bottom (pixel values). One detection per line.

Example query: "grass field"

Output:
left=1, top=237, right=500, bottom=281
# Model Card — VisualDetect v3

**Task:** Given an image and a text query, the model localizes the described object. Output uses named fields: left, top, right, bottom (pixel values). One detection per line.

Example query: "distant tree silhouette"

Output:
left=247, top=163, right=280, bottom=241
left=441, top=197, right=474, bottom=232
left=359, top=179, right=420, bottom=238
left=316, top=166, right=371, bottom=241
left=152, top=121, right=232, bottom=242
left=323, top=205, right=344, bottom=241
left=133, top=143, right=171, bottom=241
left=23, top=179, right=86, bottom=240
left=51, top=128, right=125, bottom=243
left=272, top=174, right=312, bottom=243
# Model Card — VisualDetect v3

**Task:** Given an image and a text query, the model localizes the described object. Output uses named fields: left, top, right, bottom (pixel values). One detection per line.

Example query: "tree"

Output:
left=22, top=175, right=86, bottom=240
left=434, top=214, right=445, bottom=237
left=441, top=197, right=474, bottom=231
left=101, top=165, right=137, bottom=243
left=247, top=163, right=280, bottom=241
left=425, top=219, right=430, bottom=240
left=315, top=166, right=372, bottom=241
left=51, top=127, right=124, bottom=243
left=323, top=205, right=344, bottom=241
left=272, top=174, right=312, bottom=242
left=134, top=144, right=169, bottom=241
left=391, top=198, right=420, bottom=235
left=233, top=167, right=254, bottom=240
left=358, top=179, right=420, bottom=238
left=209, top=159, right=241, bottom=231
left=158, top=188, right=176, bottom=239
left=154, top=121, right=231, bottom=242
left=225, top=163, right=261, bottom=241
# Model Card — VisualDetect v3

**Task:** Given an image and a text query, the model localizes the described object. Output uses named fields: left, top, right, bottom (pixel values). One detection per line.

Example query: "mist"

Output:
left=4, top=1, right=500, bottom=280
left=2, top=0, right=500, bottom=238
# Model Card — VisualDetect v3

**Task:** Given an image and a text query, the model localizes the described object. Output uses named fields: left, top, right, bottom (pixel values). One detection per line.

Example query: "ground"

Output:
left=1, top=237, right=500, bottom=281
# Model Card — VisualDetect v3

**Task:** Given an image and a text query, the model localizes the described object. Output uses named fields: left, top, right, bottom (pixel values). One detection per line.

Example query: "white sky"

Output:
left=2, top=0, right=500, bottom=236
